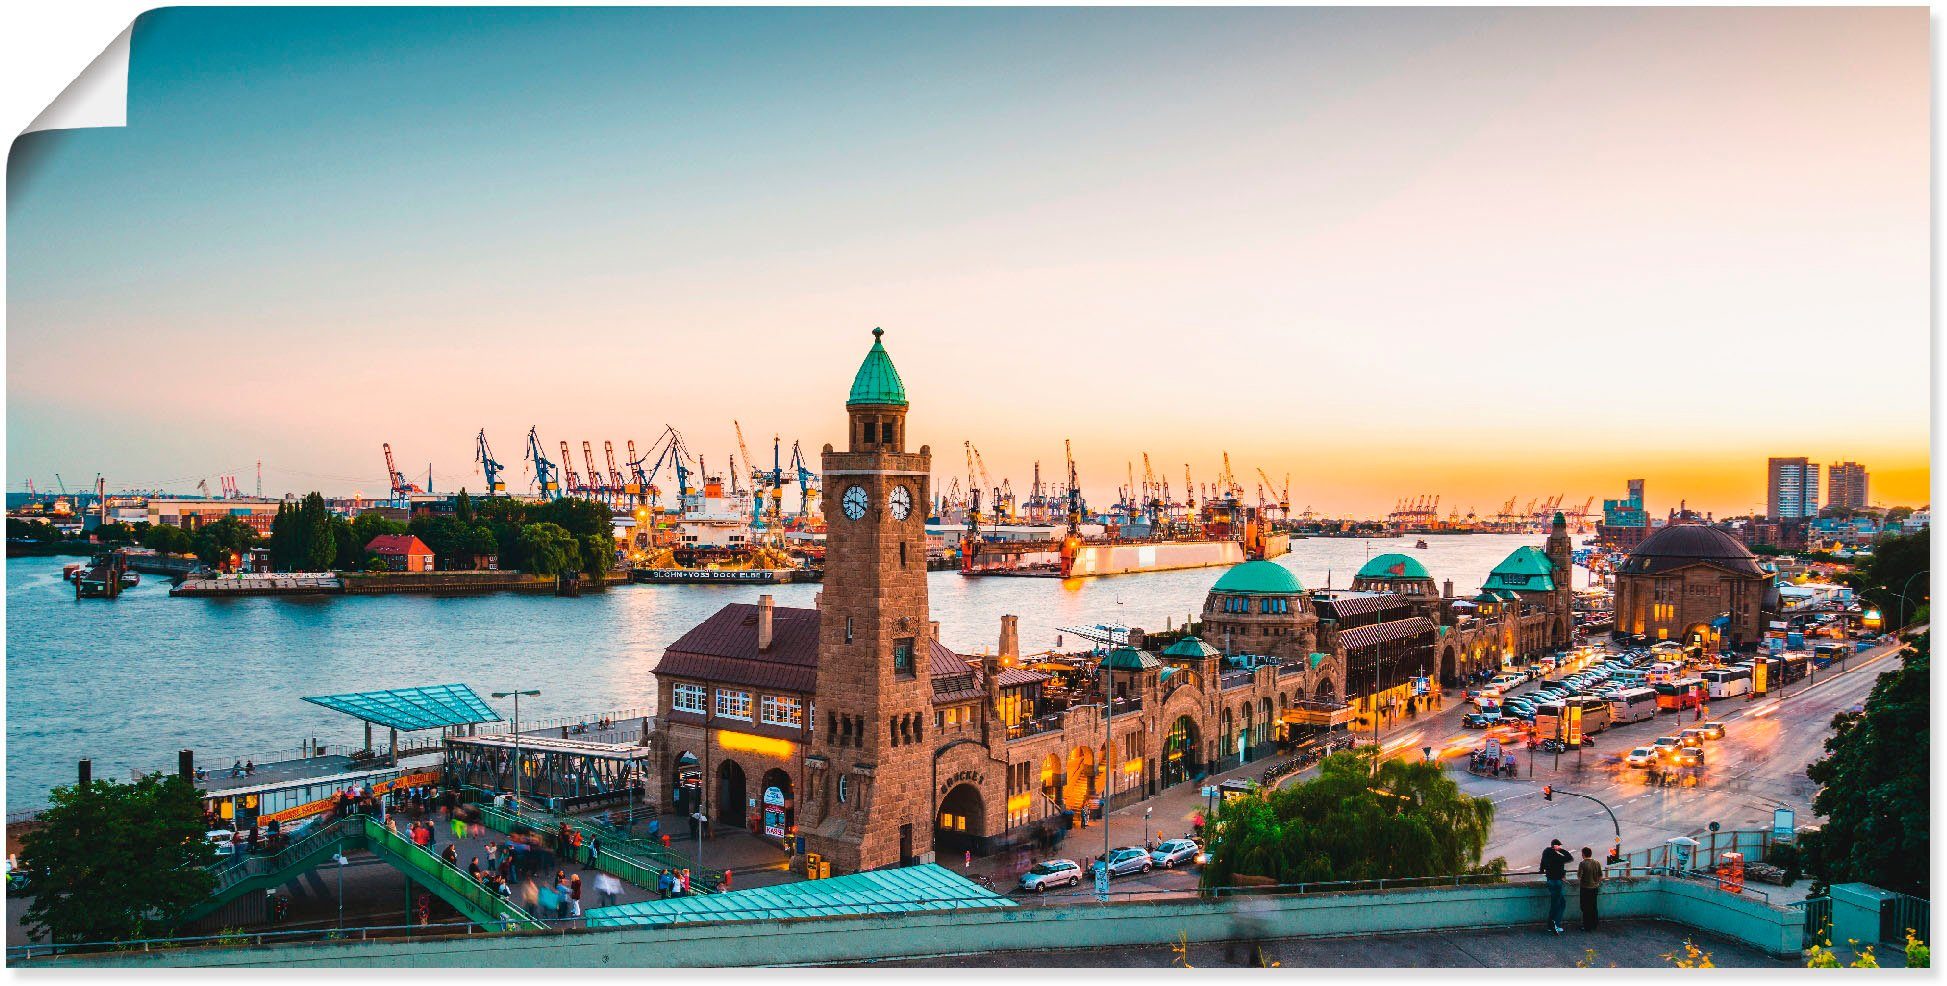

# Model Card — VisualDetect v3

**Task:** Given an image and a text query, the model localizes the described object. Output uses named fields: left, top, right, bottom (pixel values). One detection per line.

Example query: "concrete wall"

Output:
left=33, top=877, right=1806, bottom=968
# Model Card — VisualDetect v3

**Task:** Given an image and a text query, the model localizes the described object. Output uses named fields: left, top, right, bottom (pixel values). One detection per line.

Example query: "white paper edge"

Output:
left=23, top=23, right=132, bottom=136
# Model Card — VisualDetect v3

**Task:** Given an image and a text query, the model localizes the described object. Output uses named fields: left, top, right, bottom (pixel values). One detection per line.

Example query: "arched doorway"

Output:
left=1238, top=703, right=1255, bottom=763
left=716, top=759, right=747, bottom=829
left=672, top=751, right=701, bottom=813
left=1259, top=698, right=1274, bottom=750
left=1039, top=753, right=1062, bottom=812
left=1219, top=709, right=1235, bottom=766
left=935, top=783, right=987, bottom=856
left=1161, top=715, right=1200, bottom=789
left=1682, top=623, right=1713, bottom=655
left=758, top=768, right=794, bottom=844
left=1063, top=745, right=1096, bottom=810
left=1313, top=679, right=1336, bottom=703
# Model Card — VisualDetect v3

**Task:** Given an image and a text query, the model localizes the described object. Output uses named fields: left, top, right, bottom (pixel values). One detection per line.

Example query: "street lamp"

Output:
left=1144, top=807, right=1153, bottom=849
left=331, top=852, right=348, bottom=929
left=1896, top=569, right=1930, bottom=633
left=491, top=690, right=541, bottom=814
left=692, top=810, right=709, bottom=879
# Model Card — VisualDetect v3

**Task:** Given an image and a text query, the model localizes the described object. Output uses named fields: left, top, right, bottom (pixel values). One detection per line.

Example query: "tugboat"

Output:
left=1414, top=539, right=1430, bottom=549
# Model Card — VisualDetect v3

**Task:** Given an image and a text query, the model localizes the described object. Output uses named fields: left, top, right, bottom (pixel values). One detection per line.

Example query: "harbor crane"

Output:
left=476, top=430, right=508, bottom=495
left=788, top=440, right=818, bottom=520
left=963, top=442, right=984, bottom=530
left=1256, top=467, right=1290, bottom=520
left=382, top=443, right=424, bottom=499
left=582, top=442, right=607, bottom=502
left=1064, top=439, right=1082, bottom=536
left=525, top=427, right=562, bottom=500
left=559, top=441, right=583, bottom=495
left=604, top=441, right=625, bottom=498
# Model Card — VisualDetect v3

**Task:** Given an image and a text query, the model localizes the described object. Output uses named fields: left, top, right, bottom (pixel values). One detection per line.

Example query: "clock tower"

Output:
left=801, top=328, right=937, bottom=872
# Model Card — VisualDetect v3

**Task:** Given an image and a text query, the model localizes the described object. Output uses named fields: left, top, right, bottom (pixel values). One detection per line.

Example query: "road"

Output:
left=982, top=634, right=1911, bottom=904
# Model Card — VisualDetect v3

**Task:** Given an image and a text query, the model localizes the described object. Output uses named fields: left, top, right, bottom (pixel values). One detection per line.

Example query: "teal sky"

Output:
left=7, top=7, right=1928, bottom=514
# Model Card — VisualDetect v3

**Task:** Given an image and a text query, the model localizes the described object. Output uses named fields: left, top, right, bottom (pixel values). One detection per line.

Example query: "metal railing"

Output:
left=1007, top=715, right=1064, bottom=741
left=1790, top=896, right=1834, bottom=948
left=1210, top=872, right=1539, bottom=897
left=357, top=814, right=544, bottom=930
left=476, top=803, right=722, bottom=892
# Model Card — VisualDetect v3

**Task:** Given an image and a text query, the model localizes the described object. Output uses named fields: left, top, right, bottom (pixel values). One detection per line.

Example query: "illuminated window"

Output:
left=837, top=775, right=850, bottom=804
left=671, top=684, right=705, bottom=715
left=715, top=689, right=751, bottom=721
left=761, top=694, right=803, bottom=728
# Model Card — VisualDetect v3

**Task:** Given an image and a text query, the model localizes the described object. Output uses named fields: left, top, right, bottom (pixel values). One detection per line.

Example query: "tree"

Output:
left=190, top=516, right=258, bottom=568
left=20, top=773, right=216, bottom=944
left=268, top=502, right=301, bottom=571
left=94, top=522, right=138, bottom=544
left=518, top=522, right=579, bottom=577
left=7, top=518, right=64, bottom=542
left=1803, top=633, right=1929, bottom=897
left=138, top=523, right=191, bottom=555
left=298, top=493, right=337, bottom=571
left=455, top=489, right=474, bottom=525
left=1847, top=529, right=1928, bottom=628
left=578, top=531, right=617, bottom=577
left=1200, top=749, right=1502, bottom=888
left=342, top=510, right=407, bottom=569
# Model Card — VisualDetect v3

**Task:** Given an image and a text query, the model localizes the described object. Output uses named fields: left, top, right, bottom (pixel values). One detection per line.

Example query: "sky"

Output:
left=6, top=7, right=1930, bottom=518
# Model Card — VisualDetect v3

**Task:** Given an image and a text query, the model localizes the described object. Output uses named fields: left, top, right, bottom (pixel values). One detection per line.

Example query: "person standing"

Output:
left=1577, top=846, right=1604, bottom=931
left=1540, top=839, right=1573, bottom=934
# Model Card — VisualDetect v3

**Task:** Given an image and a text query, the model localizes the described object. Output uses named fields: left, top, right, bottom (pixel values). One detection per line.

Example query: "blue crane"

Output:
left=476, top=429, right=508, bottom=495
left=524, top=427, right=561, bottom=500
left=788, top=441, right=818, bottom=520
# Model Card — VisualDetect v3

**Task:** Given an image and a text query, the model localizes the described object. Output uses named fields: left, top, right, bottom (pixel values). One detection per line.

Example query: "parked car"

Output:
left=1092, top=847, right=1153, bottom=879
left=1150, top=839, right=1200, bottom=869
left=1625, top=747, right=1658, bottom=769
left=1019, top=859, right=1083, bottom=893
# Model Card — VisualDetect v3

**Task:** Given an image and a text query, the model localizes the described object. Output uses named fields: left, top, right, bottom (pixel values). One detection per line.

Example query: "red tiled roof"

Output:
left=1337, top=617, right=1436, bottom=651
left=365, top=534, right=432, bottom=556
left=653, top=603, right=822, bottom=693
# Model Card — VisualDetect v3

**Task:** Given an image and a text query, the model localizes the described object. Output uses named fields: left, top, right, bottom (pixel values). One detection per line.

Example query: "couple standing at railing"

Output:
left=1540, top=839, right=1606, bottom=935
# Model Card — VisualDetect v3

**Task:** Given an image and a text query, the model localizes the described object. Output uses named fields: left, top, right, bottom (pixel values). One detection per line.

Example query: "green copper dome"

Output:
left=1101, top=647, right=1161, bottom=671
left=1482, top=545, right=1558, bottom=593
left=847, top=328, right=908, bottom=407
left=1210, top=560, right=1303, bottom=595
left=1161, top=636, right=1221, bottom=659
left=1355, top=552, right=1431, bottom=581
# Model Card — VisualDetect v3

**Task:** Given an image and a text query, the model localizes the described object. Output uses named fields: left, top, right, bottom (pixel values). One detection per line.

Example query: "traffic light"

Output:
left=1542, top=785, right=1554, bottom=801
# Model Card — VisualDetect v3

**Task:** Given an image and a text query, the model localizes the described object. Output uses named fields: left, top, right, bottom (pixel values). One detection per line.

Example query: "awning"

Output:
left=301, top=683, right=502, bottom=732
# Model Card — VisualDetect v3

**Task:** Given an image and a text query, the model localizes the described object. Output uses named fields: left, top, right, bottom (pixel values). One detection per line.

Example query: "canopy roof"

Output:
left=847, top=328, right=909, bottom=407
left=585, top=863, right=1010, bottom=928
left=302, top=683, right=501, bottom=732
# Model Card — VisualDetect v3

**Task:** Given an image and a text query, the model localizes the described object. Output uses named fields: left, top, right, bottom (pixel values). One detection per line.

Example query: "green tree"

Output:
left=578, top=531, right=617, bottom=576
left=19, top=773, right=216, bottom=944
left=518, top=522, right=579, bottom=576
left=342, top=510, right=408, bottom=569
left=93, top=522, right=138, bottom=544
left=138, top=523, right=191, bottom=555
left=455, top=488, right=474, bottom=525
left=1803, top=633, right=1929, bottom=897
left=268, top=502, right=300, bottom=571
left=1846, top=529, right=1928, bottom=629
left=190, top=515, right=258, bottom=568
left=1201, top=749, right=1502, bottom=887
left=7, top=518, right=63, bottom=541
left=298, top=493, right=337, bottom=571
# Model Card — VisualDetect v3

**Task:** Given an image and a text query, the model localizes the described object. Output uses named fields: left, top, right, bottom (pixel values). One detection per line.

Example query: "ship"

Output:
left=624, top=470, right=815, bottom=584
left=960, top=495, right=1288, bottom=579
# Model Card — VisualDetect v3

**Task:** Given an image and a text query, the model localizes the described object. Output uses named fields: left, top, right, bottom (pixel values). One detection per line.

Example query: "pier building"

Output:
left=1611, top=523, right=1776, bottom=649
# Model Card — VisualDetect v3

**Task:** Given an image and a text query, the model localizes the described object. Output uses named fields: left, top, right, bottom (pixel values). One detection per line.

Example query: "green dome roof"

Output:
left=1161, top=636, right=1221, bottom=659
left=1101, top=647, right=1161, bottom=671
left=847, top=328, right=908, bottom=407
left=1210, top=560, right=1303, bottom=595
left=1482, top=545, right=1558, bottom=593
left=1355, top=553, right=1431, bottom=581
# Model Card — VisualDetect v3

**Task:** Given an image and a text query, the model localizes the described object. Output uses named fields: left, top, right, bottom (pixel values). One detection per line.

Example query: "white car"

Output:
left=1018, top=858, right=1083, bottom=893
left=1092, top=846, right=1154, bottom=879
left=1150, top=839, right=1199, bottom=869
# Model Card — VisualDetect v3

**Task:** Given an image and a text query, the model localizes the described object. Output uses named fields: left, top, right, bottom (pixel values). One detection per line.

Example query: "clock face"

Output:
left=887, top=484, right=913, bottom=520
left=841, top=485, right=869, bottom=520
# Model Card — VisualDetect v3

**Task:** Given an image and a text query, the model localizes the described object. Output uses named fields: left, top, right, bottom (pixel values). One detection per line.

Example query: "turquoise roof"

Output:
left=301, top=684, right=501, bottom=732
left=1102, top=647, right=1161, bottom=671
left=847, top=328, right=909, bottom=407
left=1161, top=636, right=1222, bottom=660
left=1211, top=560, right=1303, bottom=595
left=585, top=863, right=1010, bottom=928
left=1482, top=545, right=1558, bottom=593
left=1356, top=553, right=1432, bottom=581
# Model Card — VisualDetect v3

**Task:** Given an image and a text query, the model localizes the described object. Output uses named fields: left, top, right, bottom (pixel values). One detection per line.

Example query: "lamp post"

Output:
left=1144, top=807, right=1153, bottom=850
left=332, top=852, right=347, bottom=929
left=1896, top=569, right=1930, bottom=633
left=692, top=810, right=709, bottom=879
left=491, top=690, right=541, bottom=815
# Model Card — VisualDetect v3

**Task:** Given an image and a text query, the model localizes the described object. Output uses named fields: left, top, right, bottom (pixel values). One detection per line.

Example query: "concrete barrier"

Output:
left=28, top=876, right=1808, bottom=968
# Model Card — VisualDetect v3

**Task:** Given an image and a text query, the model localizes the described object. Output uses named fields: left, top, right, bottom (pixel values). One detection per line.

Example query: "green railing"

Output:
left=205, top=816, right=354, bottom=896
left=356, top=815, right=545, bottom=931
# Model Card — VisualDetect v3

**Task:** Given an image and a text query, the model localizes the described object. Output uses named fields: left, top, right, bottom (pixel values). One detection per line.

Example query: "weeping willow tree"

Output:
left=1201, top=749, right=1504, bottom=887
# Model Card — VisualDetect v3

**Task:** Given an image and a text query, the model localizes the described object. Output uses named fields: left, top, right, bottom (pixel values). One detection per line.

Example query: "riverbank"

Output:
left=172, top=569, right=631, bottom=597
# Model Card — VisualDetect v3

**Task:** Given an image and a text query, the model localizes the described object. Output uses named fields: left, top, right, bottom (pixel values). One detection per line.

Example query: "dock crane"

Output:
left=1064, top=439, right=1082, bottom=536
left=1256, top=467, right=1290, bottom=520
left=382, top=443, right=423, bottom=499
left=525, top=428, right=562, bottom=499
left=788, top=441, right=818, bottom=521
left=581, top=442, right=607, bottom=503
left=559, top=441, right=583, bottom=495
left=604, top=441, right=625, bottom=499
left=963, top=442, right=984, bottom=530
left=476, top=430, right=508, bottom=495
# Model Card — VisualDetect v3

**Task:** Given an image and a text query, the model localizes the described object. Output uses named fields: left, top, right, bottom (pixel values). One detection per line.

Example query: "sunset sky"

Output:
left=7, top=7, right=1929, bottom=517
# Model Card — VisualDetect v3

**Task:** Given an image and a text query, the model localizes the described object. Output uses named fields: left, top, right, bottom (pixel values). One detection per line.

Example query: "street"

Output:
left=977, top=634, right=1911, bottom=904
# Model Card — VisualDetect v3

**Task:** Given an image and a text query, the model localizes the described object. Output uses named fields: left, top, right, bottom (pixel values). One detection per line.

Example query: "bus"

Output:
left=1535, top=695, right=1612, bottom=741
left=1812, top=642, right=1851, bottom=668
left=1609, top=687, right=1659, bottom=724
left=1701, top=667, right=1752, bottom=700
left=1645, top=663, right=1682, bottom=686
left=1655, top=678, right=1705, bottom=711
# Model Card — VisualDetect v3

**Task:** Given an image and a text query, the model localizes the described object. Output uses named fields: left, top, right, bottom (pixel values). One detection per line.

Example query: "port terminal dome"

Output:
left=1209, top=559, right=1304, bottom=595
left=1354, top=552, right=1432, bottom=581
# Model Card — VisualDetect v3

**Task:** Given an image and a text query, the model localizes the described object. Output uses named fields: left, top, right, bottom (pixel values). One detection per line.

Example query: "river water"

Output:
left=5, top=533, right=1579, bottom=808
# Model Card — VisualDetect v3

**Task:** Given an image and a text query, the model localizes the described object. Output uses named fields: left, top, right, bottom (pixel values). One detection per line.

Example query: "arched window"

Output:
left=838, top=774, right=850, bottom=804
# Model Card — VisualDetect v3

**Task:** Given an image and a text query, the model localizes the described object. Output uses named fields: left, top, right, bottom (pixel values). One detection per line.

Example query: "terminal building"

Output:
left=1611, top=524, right=1776, bottom=650
left=641, top=330, right=1582, bottom=874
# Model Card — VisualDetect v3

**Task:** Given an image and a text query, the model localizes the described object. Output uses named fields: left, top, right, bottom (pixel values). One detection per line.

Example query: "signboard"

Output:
left=1772, top=808, right=1795, bottom=842
left=1566, top=705, right=1583, bottom=747
left=1414, top=676, right=1429, bottom=696
left=1484, top=738, right=1502, bottom=761
left=763, top=786, right=786, bottom=807
left=762, top=785, right=788, bottom=839
left=1752, top=660, right=1768, bottom=696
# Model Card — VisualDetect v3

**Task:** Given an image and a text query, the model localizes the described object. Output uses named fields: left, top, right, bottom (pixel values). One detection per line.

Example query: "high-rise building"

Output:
left=1826, top=461, right=1869, bottom=511
left=1766, top=457, right=1820, bottom=520
left=1597, top=479, right=1649, bottom=548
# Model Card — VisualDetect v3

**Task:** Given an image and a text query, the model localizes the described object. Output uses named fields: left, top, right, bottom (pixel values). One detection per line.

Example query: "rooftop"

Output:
left=1101, top=647, right=1162, bottom=671
left=1619, top=524, right=1767, bottom=578
left=1355, top=553, right=1432, bottom=581
left=586, top=863, right=1009, bottom=928
left=846, top=328, right=909, bottom=407
left=1210, top=560, right=1303, bottom=595
left=300, top=683, right=501, bottom=733
left=1483, top=545, right=1559, bottom=593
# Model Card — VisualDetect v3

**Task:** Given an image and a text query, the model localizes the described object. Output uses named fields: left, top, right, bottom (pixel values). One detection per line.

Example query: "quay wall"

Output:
left=30, top=877, right=1806, bottom=968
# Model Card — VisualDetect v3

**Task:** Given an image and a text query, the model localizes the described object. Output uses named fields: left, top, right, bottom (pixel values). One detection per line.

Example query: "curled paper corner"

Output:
left=24, top=23, right=133, bottom=136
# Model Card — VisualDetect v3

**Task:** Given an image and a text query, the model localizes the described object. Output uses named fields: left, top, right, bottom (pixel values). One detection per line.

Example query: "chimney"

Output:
left=1443, top=579, right=1454, bottom=599
left=757, top=594, right=775, bottom=652
left=1127, top=627, right=1146, bottom=650
left=999, top=615, right=1020, bottom=664
left=931, top=620, right=941, bottom=639
left=178, top=749, right=194, bottom=780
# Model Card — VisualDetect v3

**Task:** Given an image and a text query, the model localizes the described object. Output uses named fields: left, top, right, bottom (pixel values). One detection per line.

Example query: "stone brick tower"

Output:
left=799, top=328, right=936, bottom=873
left=1545, top=511, right=1574, bottom=646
